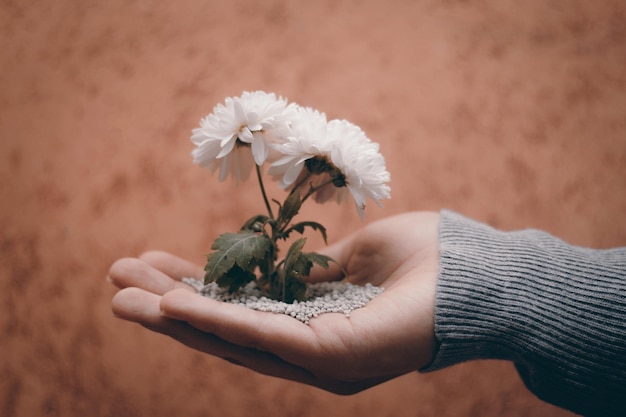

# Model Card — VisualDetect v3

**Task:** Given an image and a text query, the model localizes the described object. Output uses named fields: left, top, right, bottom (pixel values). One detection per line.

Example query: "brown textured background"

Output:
left=1, top=0, right=625, bottom=416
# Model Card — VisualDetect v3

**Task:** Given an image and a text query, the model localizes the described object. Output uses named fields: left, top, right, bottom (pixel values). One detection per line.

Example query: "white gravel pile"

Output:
left=182, top=278, right=383, bottom=324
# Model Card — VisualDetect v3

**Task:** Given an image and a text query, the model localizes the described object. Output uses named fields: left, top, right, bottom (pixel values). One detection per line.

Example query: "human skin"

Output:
left=109, top=211, right=440, bottom=394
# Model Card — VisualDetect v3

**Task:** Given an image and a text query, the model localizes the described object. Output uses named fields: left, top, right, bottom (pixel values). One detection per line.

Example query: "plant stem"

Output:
left=300, top=178, right=334, bottom=205
left=290, top=171, right=313, bottom=194
left=256, top=164, right=274, bottom=220
left=274, top=178, right=336, bottom=236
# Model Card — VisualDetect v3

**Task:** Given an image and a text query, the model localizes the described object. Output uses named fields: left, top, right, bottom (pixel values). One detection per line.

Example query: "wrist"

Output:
left=422, top=210, right=556, bottom=370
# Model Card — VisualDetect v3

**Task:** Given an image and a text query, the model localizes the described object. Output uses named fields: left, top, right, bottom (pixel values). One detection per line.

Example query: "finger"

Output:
left=160, top=288, right=322, bottom=366
left=112, top=288, right=367, bottom=394
left=161, top=289, right=416, bottom=380
left=112, top=286, right=165, bottom=322
left=138, top=250, right=204, bottom=281
left=108, top=257, right=193, bottom=295
left=157, top=289, right=399, bottom=392
left=112, top=288, right=310, bottom=378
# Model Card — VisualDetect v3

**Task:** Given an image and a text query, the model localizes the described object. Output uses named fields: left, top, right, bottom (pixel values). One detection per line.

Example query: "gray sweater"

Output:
left=423, top=210, right=626, bottom=416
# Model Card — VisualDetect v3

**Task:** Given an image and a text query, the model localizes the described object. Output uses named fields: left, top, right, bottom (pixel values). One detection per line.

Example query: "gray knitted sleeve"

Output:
left=421, top=210, right=626, bottom=416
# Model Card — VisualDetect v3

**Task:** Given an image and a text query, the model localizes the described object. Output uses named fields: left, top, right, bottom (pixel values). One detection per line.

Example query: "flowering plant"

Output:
left=191, top=91, right=391, bottom=303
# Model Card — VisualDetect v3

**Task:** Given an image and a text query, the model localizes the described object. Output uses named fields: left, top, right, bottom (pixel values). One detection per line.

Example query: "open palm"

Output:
left=110, top=211, right=440, bottom=394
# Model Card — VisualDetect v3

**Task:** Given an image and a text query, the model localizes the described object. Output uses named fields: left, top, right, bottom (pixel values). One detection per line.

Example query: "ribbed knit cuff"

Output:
left=421, top=210, right=626, bottom=416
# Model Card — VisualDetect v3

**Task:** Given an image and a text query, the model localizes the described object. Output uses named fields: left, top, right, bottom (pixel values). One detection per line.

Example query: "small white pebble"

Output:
left=181, top=278, right=384, bottom=325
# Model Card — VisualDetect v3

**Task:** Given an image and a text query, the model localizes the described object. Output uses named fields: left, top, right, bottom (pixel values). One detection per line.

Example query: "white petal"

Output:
left=233, top=99, right=246, bottom=124
left=251, top=131, right=267, bottom=165
left=270, top=154, right=295, bottom=168
left=282, top=161, right=305, bottom=187
left=247, top=121, right=263, bottom=131
left=238, top=127, right=254, bottom=143
left=218, top=157, right=229, bottom=182
left=347, top=185, right=367, bottom=218
left=216, top=137, right=237, bottom=158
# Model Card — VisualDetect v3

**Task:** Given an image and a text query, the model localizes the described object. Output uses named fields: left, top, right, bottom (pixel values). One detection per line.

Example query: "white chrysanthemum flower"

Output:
left=271, top=114, right=391, bottom=217
left=324, top=119, right=391, bottom=216
left=269, top=107, right=332, bottom=188
left=191, top=91, right=296, bottom=182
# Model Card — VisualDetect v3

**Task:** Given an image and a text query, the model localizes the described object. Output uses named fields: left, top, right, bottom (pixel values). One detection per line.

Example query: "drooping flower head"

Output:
left=270, top=109, right=391, bottom=217
left=324, top=119, right=391, bottom=215
left=191, top=91, right=296, bottom=182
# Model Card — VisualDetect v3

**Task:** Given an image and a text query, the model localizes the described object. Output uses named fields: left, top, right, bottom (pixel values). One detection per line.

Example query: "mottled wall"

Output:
left=1, top=0, right=625, bottom=416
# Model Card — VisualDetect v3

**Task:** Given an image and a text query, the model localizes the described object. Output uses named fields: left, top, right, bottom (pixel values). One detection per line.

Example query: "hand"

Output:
left=109, top=211, right=440, bottom=394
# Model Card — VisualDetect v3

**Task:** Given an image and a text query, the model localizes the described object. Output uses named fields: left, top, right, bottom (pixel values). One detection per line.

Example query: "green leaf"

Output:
left=282, top=274, right=307, bottom=304
left=215, top=263, right=257, bottom=293
left=284, top=238, right=307, bottom=275
left=303, top=252, right=334, bottom=270
left=284, top=221, right=328, bottom=244
left=279, top=190, right=302, bottom=222
left=276, top=238, right=307, bottom=302
left=204, top=230, right=271, bottom=286
left=283, top=238, right=336, bottom=278
left=277, top=238, right=339, bottom=303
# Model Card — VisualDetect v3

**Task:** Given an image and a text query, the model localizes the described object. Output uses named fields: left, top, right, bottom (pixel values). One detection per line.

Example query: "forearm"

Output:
left=422, top=210, right=626, bottom=416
